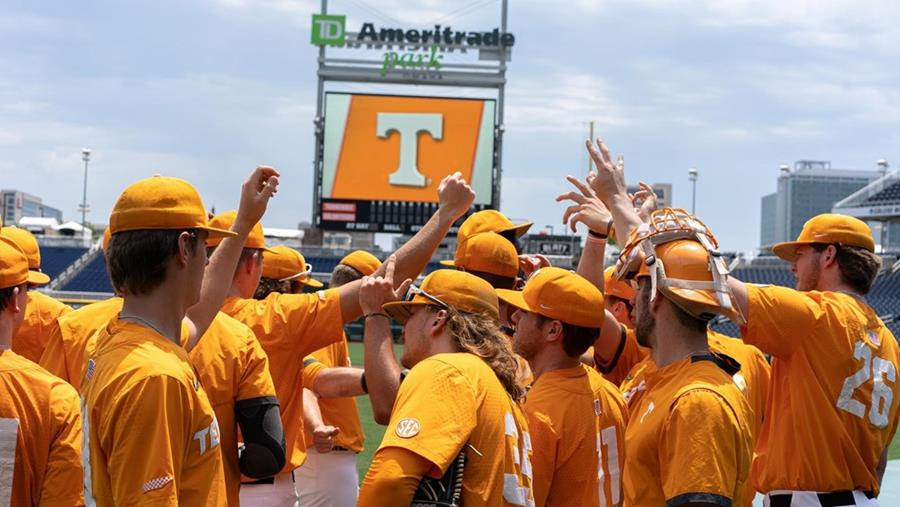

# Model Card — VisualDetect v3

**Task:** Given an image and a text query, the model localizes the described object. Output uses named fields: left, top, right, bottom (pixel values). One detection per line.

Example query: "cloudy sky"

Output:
left=3, top=0, right=899, bottom=252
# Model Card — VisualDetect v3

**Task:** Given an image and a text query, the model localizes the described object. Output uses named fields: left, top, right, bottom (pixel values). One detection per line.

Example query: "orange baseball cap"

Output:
left=496, top=266, right=604, bottom=328
left=441, top=232, right=518, bottom=278
left=0, top=236, right=49, bottom=288
left=457, top=210, right=532, bottom=244
left=340, top=250, right=382, bottom=276
left=382, top=269, right=499, bottom=324
left=604, top=266, right=635, bottom=302
left=101, top=228, right=112, bottom=253
left=262, top=245, right=323, bottom=288
left=1, top=226, right=41, bottom=270
left=204, top=210, right=274, bottom=253
left=772, top=213, right=875, bottom=261
left=109, top=176, right=236, bottom=238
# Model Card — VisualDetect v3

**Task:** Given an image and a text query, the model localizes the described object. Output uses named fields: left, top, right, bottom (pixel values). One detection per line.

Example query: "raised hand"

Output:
left=518, top=254, right=551, bottom=282
left=556, top=175, right=613, bottom=234
left=584, top=137, right=628, bottom=204
left=630, top=181, right=658, bottom=222
left=235, top=165, right=280, bottom=233
left=312, top=425, right=340, bottom=453
left=437, top=172, right=476, bottom=222
left=359, top=255, right=412, bottom=315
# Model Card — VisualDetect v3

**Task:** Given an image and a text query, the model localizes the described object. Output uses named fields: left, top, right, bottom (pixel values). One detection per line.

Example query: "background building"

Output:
left=2, top=189, right=63, bottom=225
left=626, top=183, right=672, bottom=209
left=833, top=167, right=900, bottom=253
left=759, top=161, right=881, bottom=250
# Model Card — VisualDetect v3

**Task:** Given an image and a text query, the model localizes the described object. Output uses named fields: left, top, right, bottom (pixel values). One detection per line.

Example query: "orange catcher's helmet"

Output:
left=614, top=208, right=744, bottom=325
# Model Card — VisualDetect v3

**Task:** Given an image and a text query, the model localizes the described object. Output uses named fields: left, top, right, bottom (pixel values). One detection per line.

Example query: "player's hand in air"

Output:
left=359, top=255, right=412, bottom=315
left=517, top=254, right=551, bottom=288
left=235, top=165, right=280, bottom=233
left=437, top=172, right=476, bottom=223
left=629, top=181, right=658, bottom=222
left=556, top=175, right=613, bottom=234
left=311, top=425, right=340, bottom=453
left=585, top=137, right=628, bottom=204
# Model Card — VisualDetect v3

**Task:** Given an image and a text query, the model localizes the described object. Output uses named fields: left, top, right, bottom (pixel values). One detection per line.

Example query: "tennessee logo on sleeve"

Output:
left=395, top=418, right=421, bottom=438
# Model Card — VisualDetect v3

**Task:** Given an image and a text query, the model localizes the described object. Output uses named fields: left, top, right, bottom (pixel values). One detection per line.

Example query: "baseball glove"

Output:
left=410, top=448, right=467, bottom=507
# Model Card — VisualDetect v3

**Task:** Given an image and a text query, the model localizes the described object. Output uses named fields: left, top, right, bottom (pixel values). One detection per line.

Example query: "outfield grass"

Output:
left=348, top=341, right=900, bottom=478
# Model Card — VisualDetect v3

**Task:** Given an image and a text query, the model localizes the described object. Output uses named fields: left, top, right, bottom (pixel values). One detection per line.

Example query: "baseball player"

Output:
left=726, top=213, right=900, bottom=504
left=253, top=244, right=324, bottom=299
left=0, top=236, right=83, bottom=506
left=81, top=167, right=278, bottom=505
left=213, top=173, right=475, bottom=504
left=1, top=226, right=72, bottom=362
left=358, top=264, right=534, bottom=506
left=451, top=209, right=532, bottom=253
left=297, top=250, right=381, bottom=507
left=497, top=267, right=628, bottom=506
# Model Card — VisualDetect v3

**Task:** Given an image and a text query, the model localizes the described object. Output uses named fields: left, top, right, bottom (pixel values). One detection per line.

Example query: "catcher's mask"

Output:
left=614, top=208, right=745, bottom=325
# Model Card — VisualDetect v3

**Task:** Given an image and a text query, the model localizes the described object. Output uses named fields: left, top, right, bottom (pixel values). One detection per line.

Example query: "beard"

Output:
left=796, top=263, right=821, bottom=292
left=634, top=282, right=656, bottom=348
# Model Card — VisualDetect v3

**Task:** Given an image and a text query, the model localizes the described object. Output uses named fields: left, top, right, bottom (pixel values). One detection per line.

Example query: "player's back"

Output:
left=0, top=350, right=83, bottom=506
left=524, top=363, right=626, bottom=506
left=12, top=290, right=71, bottom=362
left=82, top=319, right=226, bottom=506
left=743, top=286, right=900, bottom=494
left=378, top=352, right=534, bottom=506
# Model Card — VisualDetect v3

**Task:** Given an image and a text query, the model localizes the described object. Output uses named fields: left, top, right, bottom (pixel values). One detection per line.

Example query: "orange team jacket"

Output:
left=742, top=284, right=900, bottom=495
left=12, top=290, right=72, bottom=362
left=302, top=333, right=365, bottom=452
left=376, top=353, right=535, bottom=506
left=81, top=319, right=227, bottom=506
left=188, top=312, right=277, bottom=506
left=623, top=354, right=753, bottom=507
left=524, top=364, right=627, bottom=506
left=0, top=350, right=83, bottom=506
left=221, top=290, right=344, bottom=473
left=594, top=325, right=650, bottom=387
left=39, top=296, right=123, bottom=390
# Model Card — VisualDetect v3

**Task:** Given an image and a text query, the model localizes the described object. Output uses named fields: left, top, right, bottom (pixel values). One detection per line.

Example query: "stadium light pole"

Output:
left=80, top=148, right=91, bottom=229
left=688, top=167, right=698, bottom=214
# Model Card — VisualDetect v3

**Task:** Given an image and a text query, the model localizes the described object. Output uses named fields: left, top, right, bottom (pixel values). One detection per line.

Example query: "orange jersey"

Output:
left=39, top=297, right=122, bottom=390
left=189, top=312, right=276, bottom=506
left=743, top=284, right=900, bottom=494
left=12, top=290, right=72, bottom=363
left=620, top=331, right=771, bottom=434
left=0, top=350, right=83, bottom=506
left=624, top=355, right=753, bottom=506
left=377, top=353, right=534, bottom=506
left=221, top=290, right=344, bottom=472
left=81, top=319, right=226, bottom=506
left=302, top=333, right=365, bottom=452
left=524, top=364, right=627, bottom=506
left=595, top=325, right=650, bottom=387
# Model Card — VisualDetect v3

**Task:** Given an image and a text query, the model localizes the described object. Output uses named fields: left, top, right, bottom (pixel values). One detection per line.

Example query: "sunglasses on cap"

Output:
left=279, top=264, right=312, bottom=283
left=405, top=284, right=450, bottom=309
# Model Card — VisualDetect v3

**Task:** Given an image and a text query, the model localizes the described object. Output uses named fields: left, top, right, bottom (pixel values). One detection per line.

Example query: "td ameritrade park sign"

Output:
left=311, top=14, right=514, bottom=77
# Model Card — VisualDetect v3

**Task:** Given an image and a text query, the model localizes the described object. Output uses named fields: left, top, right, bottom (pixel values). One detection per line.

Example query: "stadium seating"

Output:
left=60, top=253, right=114, bottom=293
left=863, top=181, right=900, bottom=204
left=40, top=246, right=89, bottom=281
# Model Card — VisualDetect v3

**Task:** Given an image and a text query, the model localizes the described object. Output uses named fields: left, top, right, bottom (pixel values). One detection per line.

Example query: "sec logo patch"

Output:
left=395, top=418, right=421, bottom=438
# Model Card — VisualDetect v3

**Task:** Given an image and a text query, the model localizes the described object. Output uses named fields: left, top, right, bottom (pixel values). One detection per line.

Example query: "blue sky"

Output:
left=2, top=0, right=899, bottom=252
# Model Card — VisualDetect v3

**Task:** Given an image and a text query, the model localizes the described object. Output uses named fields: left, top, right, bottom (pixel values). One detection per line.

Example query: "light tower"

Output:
left=80, top=148, right=91, bottom=228
left=688, top=167, right=698, bottom=214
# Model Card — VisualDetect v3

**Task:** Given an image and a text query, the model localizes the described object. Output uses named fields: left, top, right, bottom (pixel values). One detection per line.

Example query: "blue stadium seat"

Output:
left=61, top=254, right=114, bottom=293
left=40, top=246, right=89, bottom=281
left=864, top=181, right=900, bottom=204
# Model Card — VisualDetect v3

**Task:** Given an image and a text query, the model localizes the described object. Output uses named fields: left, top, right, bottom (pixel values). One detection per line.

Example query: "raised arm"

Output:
left=557, top=174, right=613, bottom=291
left=336, top=172, right=475, bottom=322
left=185, top=166, right=279, bottom=350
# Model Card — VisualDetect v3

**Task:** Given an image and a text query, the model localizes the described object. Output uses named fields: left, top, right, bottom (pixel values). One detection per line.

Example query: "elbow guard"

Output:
left=235, top=396, right=286, bottom=478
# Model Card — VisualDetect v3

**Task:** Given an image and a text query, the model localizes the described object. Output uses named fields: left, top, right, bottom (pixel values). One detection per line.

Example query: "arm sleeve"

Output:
left=236, top=331, right=276, bottom=401
left=359, top=447, right=434, bottom=506
left=100, top=376, right=188, bottom=506
left=660, top=390, right=746, bottom=507
left=235, top=397, right=285, bottom=478
left=741, top=284, right=823, bottom=358
left=378, top=360, right=477, bottom=473
left=38, top=322, right=70, bottom=385
left=302, top=356, right=326, bottom=394
left=40, top=382, right=85, bottom=506
left=259, top=291, right=345, bottom=357
left=524, top=410, right=557, bottom=506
